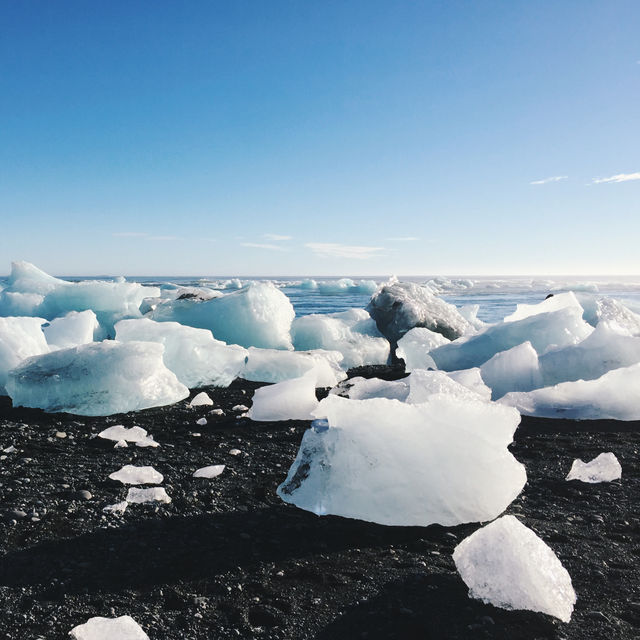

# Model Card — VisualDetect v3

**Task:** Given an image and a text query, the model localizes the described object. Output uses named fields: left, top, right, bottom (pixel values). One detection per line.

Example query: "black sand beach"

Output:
left=0, top=367, right=638, bottom=639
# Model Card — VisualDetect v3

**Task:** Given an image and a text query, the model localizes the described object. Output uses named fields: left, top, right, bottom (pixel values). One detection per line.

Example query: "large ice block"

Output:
left=396, top=326, right=449, bottom=371
left=43, top=310, right=99, bottom=350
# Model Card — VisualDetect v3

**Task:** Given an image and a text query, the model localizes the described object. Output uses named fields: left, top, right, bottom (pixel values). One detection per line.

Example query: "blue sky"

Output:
left=1, top=1, right=638, bottom=276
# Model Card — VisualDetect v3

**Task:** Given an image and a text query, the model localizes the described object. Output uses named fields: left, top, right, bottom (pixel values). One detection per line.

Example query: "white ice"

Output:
left=316, top=278, right=378, bottom=295
left=102, top=501, right=128, bottom=515
left=279, top=394, right=525, bottom=526
left=151, top=282, right=295, bottom=350
left=499, top=363, right=640, bottom=420
left=115, top=318, right=247, bottom=388
left=0, top=316, right=49, bottom=394
left=247, top=370, right=319, bottom=422
left=396, top=327, right=449, bottom=371
left=193, top=464, right=225, bottom=478
left=6, top=341, right=188, bottom=416
left=109, top=465, right=164, bottom=485
left=566, top=452, right=622, bottom=483
left=504, top=291, right=583, bottom=323
left=126, top=487, right=171, bottom=504
left=406, top=369, right=491, bottom=404
left=98, top=425, right=158, bottom=447
left=453, top=515, right=576, bottom=622
left=291, top=308, right=389, bottom=369
left=69, top=615, right=149, bottom=640
left=43, top=310, right=99, bottom=350
left=430, top=307, right=593, bottom=371
left=329, top=376, right=410, bottom=402
left=242, top=346, right=346, bottom=387
left=447, top=368, right=492, bottom=401
left=189, top=391, right=213, bottom=407
left=480, top=342, right=543, bottom=400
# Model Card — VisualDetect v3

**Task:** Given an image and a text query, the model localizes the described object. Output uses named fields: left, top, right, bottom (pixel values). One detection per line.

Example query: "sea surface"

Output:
left=4, top=274, right=636, bottom=323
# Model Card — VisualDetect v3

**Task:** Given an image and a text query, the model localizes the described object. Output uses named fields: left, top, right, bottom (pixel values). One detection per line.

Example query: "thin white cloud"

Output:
left=149, top=235, right=182, bottom=241
left=241, top=242, right=288, bottom=251
left=263, top=233, right=292, bottom=241
left=530, top=176, right=568, bottom=185
left=112, top=231, right=148, bottom=237
left=389, top=236, right=420, bottom=242
left=305, top=243, right=385, bottom=260
left=592, top=172, right=640, bottom=184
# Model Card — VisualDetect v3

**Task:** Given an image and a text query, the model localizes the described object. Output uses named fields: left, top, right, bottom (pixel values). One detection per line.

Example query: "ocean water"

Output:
left=3, top=274, right=640, bottom=323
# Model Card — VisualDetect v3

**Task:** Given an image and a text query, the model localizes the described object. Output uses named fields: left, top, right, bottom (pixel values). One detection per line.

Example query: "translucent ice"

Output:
left=329, top=376, right=409, bottom=401
left=247, top=371, right=319, bottom=421
left=152, top=282, right=295, bottom=349
left=447, top=368, right=492, bottom=401
left=0, top=316, right=49, bottom=394
left=43, top=310, right=99, bottom=350
left=566, top=452, right=622, bottom=483
left=98, top=425, right=158, bottom=447
left=115, top=318, right=247, bottom=388
left=193, top=464, right=225, bottom=478
left=366, top=280, right=472, bottom=346
left=504, top=291, right=583, bottom=323
left=406, top=369, right=490, bottom=404
left=7, top=341, right=188, bottom=416
left=126, top=487, right=171, bottom=504
left=108, top=465, right=163, bottom=485
left=396, top=327, right=449, bottom=371
left=69, top=615, right=149, bottom=640
left=430, top=307, right=593, bottom=371
left=453, top=515, right=576, bottom=622
left=316, top=278, right=378, bottom=295
left=291, top=308, right=389, bottom=369
left=480, top=342, right=543, bottom=400
left=499, top=363, right=640, bottom=420
left=242, top=347, right=346, bottom=387
left=279, top=394, right=525, bottom=526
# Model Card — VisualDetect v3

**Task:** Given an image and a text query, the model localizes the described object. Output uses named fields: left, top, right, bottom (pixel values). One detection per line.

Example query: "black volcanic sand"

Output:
left=0, top=365, right=639, bottom=639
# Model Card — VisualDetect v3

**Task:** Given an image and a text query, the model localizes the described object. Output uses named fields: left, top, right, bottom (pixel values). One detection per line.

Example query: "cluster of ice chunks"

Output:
left=6, top=341, right=188, bottom=416
left=0, top=261, right=159, bottom=334
left=366, top=279, right=473, bottom=346
left=0, top=316, right=49, bottom=393
left=453, top=516, right=576, bottom=622
left=291, top=308, right=389, bottom=369
left=278, top=393, right=525, bottom=526
left=151, top=281, right=295, bottom=350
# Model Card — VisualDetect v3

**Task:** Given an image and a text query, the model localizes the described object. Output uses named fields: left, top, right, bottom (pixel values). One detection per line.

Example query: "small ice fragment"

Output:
left=109, top=465, right=164, bottom=485
left=229, top=448, right=242, bottom=456
left=193, top=464, right=225, bottom=479
left=114, top=440, right=128, bottom=448
left=189, top=391, right=213, bottom=407
left=232, top=404, right=249, bottom=412
left=3, top=445, right=17, bottom=453
left=190, top=432, right=201, bottom=437
left=125, top=487, right=171, bottom=504
left=98, top=425, right=158, bottom=447
left=196, top=417, right=208, bottom=426
left=69, top=614, right=149, bottom=639
left=453, top=515, right=576, bottom=622
left=102, top=501, right=128, bottom=515
left=566, top=452, right=622, bottom=483
left=209, top=408, right=224, bottom=416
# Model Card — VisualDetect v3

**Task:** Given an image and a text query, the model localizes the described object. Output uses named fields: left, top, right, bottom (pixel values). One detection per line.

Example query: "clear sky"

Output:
left=1, top=1, right=638, bottom=276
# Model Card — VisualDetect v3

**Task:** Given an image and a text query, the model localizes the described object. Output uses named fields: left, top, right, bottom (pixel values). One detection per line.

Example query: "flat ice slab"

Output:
left=453, top=515, right=576, bottom=622
left=109, top=465, right=163, bottom=485
left=126, top=487, right=171, bottom=504
left=69, top=615, right=149, bottom=639
left=6, top=340, right=189, bottom=416
left=566, top=452, right=622, bottom=483
left=279, top=394, right=525, bottom=526
left=193, top=464, right=225, bottom=478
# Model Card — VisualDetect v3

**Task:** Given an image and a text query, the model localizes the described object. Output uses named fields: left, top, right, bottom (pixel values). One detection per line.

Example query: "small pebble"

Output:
left=55, top=432, right=67, bottom=439
left=76, top=490, right=92, bottom=501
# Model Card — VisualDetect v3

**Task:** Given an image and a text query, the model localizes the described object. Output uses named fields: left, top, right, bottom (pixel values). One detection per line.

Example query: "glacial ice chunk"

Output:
left=447, top=368, right=492, bottom=401
left=406, top=369, right=490, bottom=404
left=396, top=327, right=449, bottom=371
left=566, top=452, right=622, bottom=483
left=193, top=464, right=225, bottom=478
left=453, top=515, right=576, bottom=622
left=0, top=316, right=49, bottom=394
left=108, top=465, right=164, bottom=485
left=69, top=615, right=149, bottom=640
left=98, top=425, right=158, bottom=447
left=43, top=310, right=99, bottom=350
left=430, top=307, right=593, bottom=371
left=7, top=341, right=189, bottom=416
left=366, top=280, right=472, bottom=347
left=247, top=371, right=319, bottom=421
left=279, top=394, right=525, bottom=526
left=480, top=342, right=543, bottom=400
left=504, top=291, right=583, bottom=323
left=126, top=487, right=171, bottom=504
left=291, top=308, right=389, bottom=369
left=115, top=318, right=247, bottom=388
left=151, top=282, right=295, bottom=350
left=189, top=391, right=213, bottom=407
left=499, top=363, right=640, bottom=420
left=242, top=347, right=346, bottom=387
left=329, top=376, right=409, bottom=401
